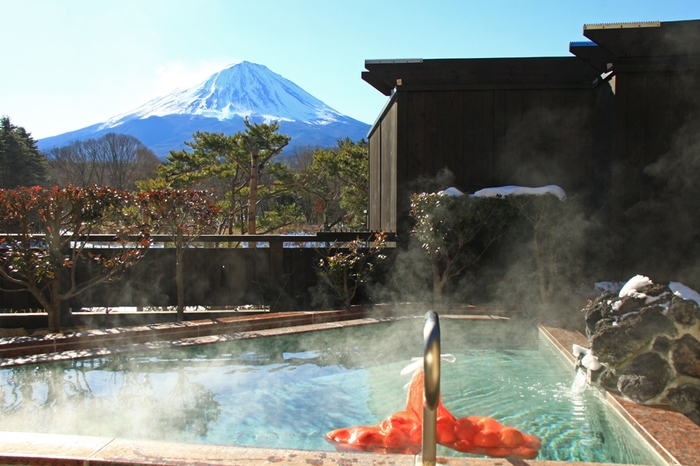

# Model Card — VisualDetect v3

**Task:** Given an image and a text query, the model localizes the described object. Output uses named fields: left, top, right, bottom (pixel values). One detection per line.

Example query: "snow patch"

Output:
left=582, top=352, right=602, bottom=371
left=439, top=187, right=464, bottom=197
left=572, top=344, right=587, bottom=358
left=472, top=185, right=566, bottom=200
left=571, top=344, right=602, bottom=393
left=609, top=276, right=700, bottom=318
left=616, top=275, right=670, bottom=306
left=619, top=275, right=654, bottom=298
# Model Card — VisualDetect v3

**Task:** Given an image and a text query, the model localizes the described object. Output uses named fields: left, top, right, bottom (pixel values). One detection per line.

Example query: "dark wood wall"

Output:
left=368, top=66, right=700, bottom=286
left=369, top=101, right=398, bottom=232
left=609, top=69, right=700, bottom=283
left=611, top=70, right=700, bottom=216
left=368, top=125, right=382, bottom=231
left=369, top=85, right=615, bottom=233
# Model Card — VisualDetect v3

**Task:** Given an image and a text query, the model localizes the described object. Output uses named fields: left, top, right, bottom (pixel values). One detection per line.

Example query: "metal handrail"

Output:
left=422, top=311, right=440, bottom=466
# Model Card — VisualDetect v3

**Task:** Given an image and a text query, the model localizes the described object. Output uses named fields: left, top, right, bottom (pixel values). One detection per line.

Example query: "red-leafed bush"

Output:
left=0, top=185, right=151, bottom=332
left=138, top=189, right=220, bottom=320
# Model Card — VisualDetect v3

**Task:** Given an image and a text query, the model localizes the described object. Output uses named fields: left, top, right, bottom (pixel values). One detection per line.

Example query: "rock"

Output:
left=591, top=305, right=677, bottom=366
left=662, top=384, right=700, bottom=419
left=652, top=335, right=672, bottom=354
left=672, top=334, right=700, bottom=378
left=583, top=292, right=614, bottom=338
left=583, top=280, right=700, bottom=425
left=669, top=296, right=700, bottom=327
left=617, top=353, right=672, bottom=403
left=598, top=367, right=619, bottom=392
left=638, top=283, right=673, bottom=299
left=609, top=296, right=647, bottom=317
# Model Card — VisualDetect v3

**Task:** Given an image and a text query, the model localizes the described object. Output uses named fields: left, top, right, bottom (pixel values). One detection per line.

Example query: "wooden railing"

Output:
left=0, top=232, right=394, bottom=313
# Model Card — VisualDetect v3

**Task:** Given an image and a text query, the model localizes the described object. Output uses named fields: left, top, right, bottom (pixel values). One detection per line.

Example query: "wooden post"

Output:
left=269, top=239, right=284, bottom=312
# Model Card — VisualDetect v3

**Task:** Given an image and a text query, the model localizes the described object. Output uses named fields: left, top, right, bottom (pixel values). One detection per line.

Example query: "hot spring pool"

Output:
left=0, top=316, right=665, bottom=464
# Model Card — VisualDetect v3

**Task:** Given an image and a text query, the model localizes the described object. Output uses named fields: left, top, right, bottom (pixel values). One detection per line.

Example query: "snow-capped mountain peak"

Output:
left=102, top=61, right=343, bottom=128
left=38, top=61, right=370, bottom=158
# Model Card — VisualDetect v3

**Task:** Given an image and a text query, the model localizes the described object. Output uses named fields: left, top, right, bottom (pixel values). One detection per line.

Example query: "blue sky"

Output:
left=2, top=0, right=700, bottom=139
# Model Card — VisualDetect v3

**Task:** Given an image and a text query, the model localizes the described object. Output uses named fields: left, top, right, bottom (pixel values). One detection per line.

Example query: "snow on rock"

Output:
left=596, top=275, right=700, bottom=306
left=471, top=185, right=566, bottom=200
left=572, top=344, right=602, bottom=373
left=581, top=352, right=602, bottom=371
left=616, top=275, right=674, bottom=307
left=619, top=275, right=654, bottom=298
left=572, top=344, right=587, bottom=358
left=584, top=277, right=700, bottom=423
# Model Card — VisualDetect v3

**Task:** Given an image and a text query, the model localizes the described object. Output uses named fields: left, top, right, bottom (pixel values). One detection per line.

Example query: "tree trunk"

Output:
left=229, top=177, right=235, bottom=235
left=248, top=151, right=258, bottom=235
left=47, top=277, right=62, bottom=333
left=343, top=269, right=351, bottom=308
left=432, top=260, right=444, bottom=304
left=228, top=178, right=236, bottom=247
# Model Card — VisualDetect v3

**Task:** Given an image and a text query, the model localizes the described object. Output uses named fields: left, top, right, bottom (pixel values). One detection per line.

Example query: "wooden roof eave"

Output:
left=569, top=41, right=617, bottom=73
left=361, top=71, right=393, bottom=96
left=362, top=57, right=601, bottom=94
left=583, top=19, right=700, bottom=58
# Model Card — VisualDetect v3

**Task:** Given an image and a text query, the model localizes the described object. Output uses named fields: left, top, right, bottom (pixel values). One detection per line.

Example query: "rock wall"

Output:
left=583, top=282, right=700, bottom=425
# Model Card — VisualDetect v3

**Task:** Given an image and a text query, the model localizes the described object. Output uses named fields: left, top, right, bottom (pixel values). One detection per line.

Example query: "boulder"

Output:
left=582, top=279, right=700, bottom=425
left=617, top=352, right=672, bottom=403
left=590, top=305, right=677, bottom=366
left=669, top=297, right=700, bottom=327
left=672, top=334, right=700, bottom=378
left=662, top=384, right=700, bottom=425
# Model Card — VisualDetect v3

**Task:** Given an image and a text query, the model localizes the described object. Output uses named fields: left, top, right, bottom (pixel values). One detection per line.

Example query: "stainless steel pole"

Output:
left=422, top=311, right=440, bottom=466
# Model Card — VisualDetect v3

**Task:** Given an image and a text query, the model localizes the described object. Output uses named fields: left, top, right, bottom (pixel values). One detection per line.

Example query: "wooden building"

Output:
left=363, top=19, right=700, bottom=284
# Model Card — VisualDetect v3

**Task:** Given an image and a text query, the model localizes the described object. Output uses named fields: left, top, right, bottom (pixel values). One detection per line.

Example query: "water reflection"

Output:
left=0, top=356, right=221, bottom=441
left=156, top=368, right=220, bottom=437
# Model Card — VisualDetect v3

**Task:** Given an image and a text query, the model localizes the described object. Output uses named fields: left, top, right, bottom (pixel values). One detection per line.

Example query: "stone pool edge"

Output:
left=0, top=308, right=695, bottom=466
left=539, top=325, right=699, bottom=466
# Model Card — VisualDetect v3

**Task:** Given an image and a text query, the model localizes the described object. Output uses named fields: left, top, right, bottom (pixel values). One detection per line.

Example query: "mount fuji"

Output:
left=37, top=61, right=371, bottom=158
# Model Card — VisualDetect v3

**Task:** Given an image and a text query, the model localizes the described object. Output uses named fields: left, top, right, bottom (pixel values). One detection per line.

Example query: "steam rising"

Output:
left=634, top=114, right=700, bottom=287
left=0, top=323, right=423, bottom=445
left=369, top=169, right=596, bottom=331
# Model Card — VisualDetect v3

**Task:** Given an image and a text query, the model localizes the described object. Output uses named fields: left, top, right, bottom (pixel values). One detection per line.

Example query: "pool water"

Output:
left=0, top=317, right=664, bottom=464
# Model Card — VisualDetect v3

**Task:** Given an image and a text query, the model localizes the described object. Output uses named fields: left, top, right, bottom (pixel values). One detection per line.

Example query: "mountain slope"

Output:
left=38, top=61, right=370, bottom=158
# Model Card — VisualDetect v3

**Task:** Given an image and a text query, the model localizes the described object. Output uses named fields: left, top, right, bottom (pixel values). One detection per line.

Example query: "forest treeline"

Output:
left=0, top=116, right=369, bottom=234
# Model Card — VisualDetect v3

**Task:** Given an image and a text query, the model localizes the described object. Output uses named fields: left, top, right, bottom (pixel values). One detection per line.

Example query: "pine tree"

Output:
left=0, top=116, right=49, bottom=188
left=155, top=118, right=291, bottom=234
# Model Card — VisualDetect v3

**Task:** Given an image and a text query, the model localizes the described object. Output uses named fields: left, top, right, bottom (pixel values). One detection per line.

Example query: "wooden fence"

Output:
left=0, top=232, right=389, bottom=313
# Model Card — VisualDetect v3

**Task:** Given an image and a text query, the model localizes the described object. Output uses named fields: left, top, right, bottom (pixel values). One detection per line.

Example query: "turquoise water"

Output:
left=0, top=317, right=664, bottom=464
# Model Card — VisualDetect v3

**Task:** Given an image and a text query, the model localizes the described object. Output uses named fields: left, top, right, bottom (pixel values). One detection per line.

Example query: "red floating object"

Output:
left=325, top=370, right=542, bottom=459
